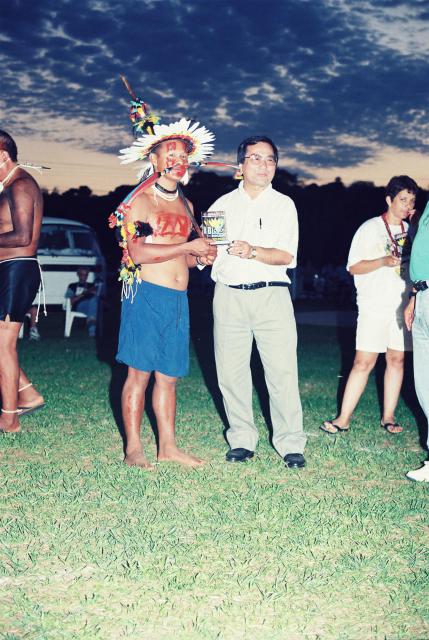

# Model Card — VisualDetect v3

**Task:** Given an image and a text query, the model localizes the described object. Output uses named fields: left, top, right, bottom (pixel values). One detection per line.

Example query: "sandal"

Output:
left=18, top=403, right=45, bottom=416
left=18, top=382, right=45, bottom=416
left=320, top=420, right=349, bottom=434
left=380, top=420, right=403, bottom=434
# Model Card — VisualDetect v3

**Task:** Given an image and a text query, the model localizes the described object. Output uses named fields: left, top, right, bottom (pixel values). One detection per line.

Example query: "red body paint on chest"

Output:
left=153, top=213, right=190, bottom=238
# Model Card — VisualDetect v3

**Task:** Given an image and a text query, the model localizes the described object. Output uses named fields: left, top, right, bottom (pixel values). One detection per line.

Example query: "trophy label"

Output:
left=201, top=211, right=228, bottom=244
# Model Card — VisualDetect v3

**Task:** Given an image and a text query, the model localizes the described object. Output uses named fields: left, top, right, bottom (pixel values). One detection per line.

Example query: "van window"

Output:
left=39, top=225, right=69, bottom=253
left=38, top=224, right=99, bottom=257
left=70, top=230, right=97, bottom=255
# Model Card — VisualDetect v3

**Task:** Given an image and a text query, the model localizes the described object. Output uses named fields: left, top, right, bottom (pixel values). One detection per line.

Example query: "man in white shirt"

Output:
left=65, top=267, right=98, bottom=337
left=321, top=175, right=417, bottom=435
left=209, top=135, right=307, bottom=468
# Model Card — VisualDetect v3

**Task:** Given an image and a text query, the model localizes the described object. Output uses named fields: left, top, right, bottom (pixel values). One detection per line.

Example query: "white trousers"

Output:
left=213, top=283, right=307, bottom=457
left=412, top=288, right=429, bottom=449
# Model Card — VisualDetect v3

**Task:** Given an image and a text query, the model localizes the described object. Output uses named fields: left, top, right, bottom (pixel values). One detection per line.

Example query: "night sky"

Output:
left=1, top=0, right=428, bottom=193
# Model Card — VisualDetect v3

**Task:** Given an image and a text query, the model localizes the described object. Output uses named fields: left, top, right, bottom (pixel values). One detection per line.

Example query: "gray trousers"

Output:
left=213, top=282, right=307, bottom=457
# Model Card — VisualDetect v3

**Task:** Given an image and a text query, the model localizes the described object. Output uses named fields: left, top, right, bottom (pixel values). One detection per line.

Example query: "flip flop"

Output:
left=320, top=420, right=350, bottom=434
left=380, top=421, right=403, bottom=434
left=17, top=402, right=46, bottom=417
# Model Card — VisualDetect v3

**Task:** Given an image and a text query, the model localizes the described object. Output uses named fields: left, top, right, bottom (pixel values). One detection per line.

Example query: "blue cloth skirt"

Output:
left=117, top=280, right=189, bottom=377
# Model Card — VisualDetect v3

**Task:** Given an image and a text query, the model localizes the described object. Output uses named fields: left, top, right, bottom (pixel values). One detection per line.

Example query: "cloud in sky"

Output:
left=1, top=0, right=428, bottom=192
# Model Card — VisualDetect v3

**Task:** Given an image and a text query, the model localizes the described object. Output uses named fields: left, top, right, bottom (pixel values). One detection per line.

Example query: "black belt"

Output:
left=227, top=281, right=289, bottom=290
left=413, top=280, right=429, bottom=292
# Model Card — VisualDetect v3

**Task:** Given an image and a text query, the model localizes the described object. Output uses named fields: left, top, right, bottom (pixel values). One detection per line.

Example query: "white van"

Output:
left=37, top=217, right=106, bottom=305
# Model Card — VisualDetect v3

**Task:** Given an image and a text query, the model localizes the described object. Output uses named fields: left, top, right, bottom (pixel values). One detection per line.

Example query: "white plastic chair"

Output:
left=64, top=297, right=88, bottom=337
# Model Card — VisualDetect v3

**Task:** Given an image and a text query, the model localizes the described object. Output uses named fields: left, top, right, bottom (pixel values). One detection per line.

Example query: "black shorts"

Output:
left=0, top=257, right=41, bottom=323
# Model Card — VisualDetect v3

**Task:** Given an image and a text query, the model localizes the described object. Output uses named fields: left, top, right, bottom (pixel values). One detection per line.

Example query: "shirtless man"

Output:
left=116, top=137, right=216, bottom=468
left=0, top=130, right=45, bottom=433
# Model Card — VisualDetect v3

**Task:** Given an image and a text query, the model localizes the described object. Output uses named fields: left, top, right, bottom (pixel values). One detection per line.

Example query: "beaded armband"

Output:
left=108, top=203, right=154, bottom=286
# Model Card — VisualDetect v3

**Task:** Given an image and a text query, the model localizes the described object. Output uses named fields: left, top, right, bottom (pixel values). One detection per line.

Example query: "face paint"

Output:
left=173, top=164, right=187, bottom=177
left=160, top=140, right=189, bottom=174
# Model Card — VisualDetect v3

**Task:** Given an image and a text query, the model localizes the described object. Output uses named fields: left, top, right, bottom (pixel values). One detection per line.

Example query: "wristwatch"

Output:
left=248, top=247, right=258, bottom=259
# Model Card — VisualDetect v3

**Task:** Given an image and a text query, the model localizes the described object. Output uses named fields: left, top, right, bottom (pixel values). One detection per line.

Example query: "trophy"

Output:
left=201, top=210, right=228, bottom=244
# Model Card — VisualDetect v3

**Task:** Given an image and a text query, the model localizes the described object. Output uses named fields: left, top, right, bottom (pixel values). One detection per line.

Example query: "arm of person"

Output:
left=404, top=292, right=416, bottom=331
left=348, top=255, right=400, bottom=275
left=187, top=244, right=218, bottom=268
left=128, top=233, right=214, bottom=265
left=227, top=241, right=293, bottom=265
left=71, top=294, right=83, bottom=306
left=81, top=285, right=97, bottom=298
left=65, top=286, right=82, bottom=308
left=0, top=178, right=35, bottom=248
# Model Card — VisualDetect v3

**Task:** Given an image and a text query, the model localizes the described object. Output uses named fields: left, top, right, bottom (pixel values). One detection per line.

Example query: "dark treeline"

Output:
left=42, top=170, right=428, bottom=272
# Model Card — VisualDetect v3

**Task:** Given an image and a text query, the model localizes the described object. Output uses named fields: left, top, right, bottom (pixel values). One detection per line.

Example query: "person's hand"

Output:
left=404, top=297, right=415, bottom=331
left=188, top=237, right=214, bottom=257
left=382, top=255, right=401, bottom=268
left=199, top=244, right=218, bottom=265
left=197, top=245, right=218, bottom=266
left=227, top=240, right=252, bottom=259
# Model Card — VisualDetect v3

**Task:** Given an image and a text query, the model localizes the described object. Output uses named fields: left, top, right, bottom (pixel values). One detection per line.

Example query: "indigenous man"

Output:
left=0, top=130, right=45, bottom=433
left=321, top=175, right=417, bottom=435
left=112, top=114, right=216, bottom=469
left=208, top=135, right=307, bottom=468
left=404, top=201, right=429, bottom=482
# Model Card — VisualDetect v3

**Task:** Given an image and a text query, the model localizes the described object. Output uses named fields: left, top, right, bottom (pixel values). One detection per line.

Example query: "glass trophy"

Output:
left=201, top=210, right=228, bottom=244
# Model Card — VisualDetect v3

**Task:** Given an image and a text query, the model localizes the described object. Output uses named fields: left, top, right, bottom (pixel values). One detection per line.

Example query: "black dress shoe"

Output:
left=284, top=453, right=306, bottom=468
left=225, top=448, right=254, bottom=463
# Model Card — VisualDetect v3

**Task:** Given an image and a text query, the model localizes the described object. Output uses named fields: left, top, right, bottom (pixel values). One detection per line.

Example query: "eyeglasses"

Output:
left=244, top=153, right=277, bottom=166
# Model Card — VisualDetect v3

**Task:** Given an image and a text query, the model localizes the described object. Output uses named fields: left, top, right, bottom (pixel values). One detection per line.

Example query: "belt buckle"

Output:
left=254, top=282, right=266, bottom=290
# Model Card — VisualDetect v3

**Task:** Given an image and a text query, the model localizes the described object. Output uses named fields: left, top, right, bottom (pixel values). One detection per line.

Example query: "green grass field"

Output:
left=1, top=302, right=428, bottom=640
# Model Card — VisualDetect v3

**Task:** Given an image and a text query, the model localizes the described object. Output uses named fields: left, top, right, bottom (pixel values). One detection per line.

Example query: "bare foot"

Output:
left=0, top=415, right=20, bottom=433
left=158, top=446, right=204, bottom=467
left=124, top=450, right=155, bottom=470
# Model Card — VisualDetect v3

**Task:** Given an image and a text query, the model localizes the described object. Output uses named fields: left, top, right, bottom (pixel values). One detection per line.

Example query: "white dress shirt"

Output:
left=210, top=181, right=299, bottom=285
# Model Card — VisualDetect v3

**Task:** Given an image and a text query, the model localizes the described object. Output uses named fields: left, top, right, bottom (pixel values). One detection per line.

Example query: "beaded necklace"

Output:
left=153, top=182, right=178, bottom=201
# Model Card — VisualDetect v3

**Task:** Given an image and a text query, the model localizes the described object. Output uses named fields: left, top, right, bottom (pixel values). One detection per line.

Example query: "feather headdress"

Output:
left=119, top=117, right=215, bottom=166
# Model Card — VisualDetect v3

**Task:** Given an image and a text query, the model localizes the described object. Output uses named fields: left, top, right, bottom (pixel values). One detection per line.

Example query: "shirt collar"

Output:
left=239, top=180, right=273, bottom=202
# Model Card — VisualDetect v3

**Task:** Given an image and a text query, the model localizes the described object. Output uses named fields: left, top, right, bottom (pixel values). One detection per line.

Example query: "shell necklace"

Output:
left=0, top=165, right=20, bottom=194
left=153, top=182, right=178, bottom=202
